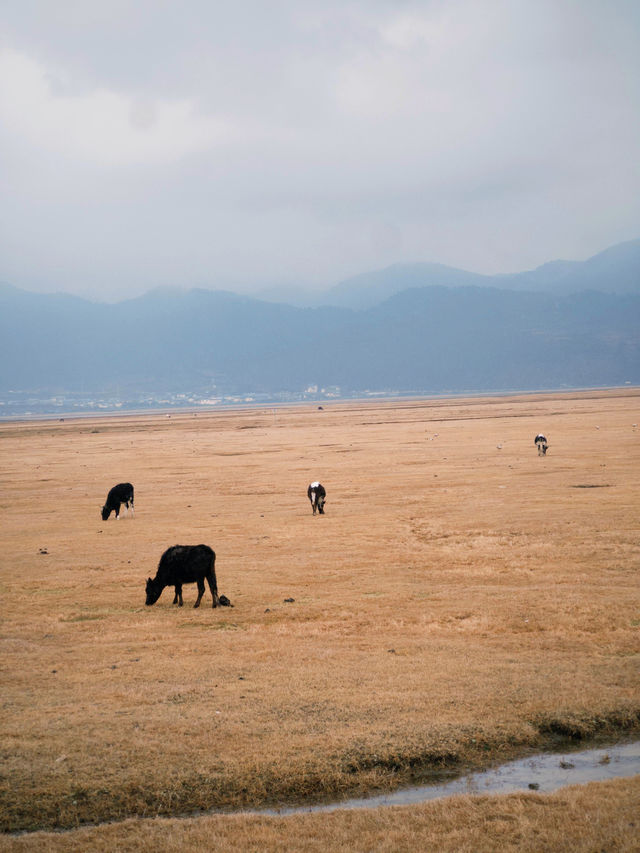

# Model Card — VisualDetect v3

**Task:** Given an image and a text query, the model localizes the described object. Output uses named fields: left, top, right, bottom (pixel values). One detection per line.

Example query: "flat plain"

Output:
left=1, top=390, right=639, bottom=849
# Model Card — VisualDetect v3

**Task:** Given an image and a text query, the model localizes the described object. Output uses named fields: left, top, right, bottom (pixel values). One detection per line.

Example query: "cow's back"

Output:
left=158, top=544, right=215, bottom=584
left=107, top=482, right=133, bottom=503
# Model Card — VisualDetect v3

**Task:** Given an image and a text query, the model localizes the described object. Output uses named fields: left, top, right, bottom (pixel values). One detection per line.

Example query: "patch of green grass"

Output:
left=60, top=614, right=106, bottom=623
left=33, top=587, right=69, bottom=596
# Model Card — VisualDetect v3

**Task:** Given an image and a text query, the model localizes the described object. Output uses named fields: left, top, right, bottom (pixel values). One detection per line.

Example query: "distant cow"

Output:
left=307, top=482, right=326, bottom=515
left=145, top=544, right=221, bottom=608
left=534, top=434, right=548, bottom=456
left=101, top=482, right=134, bottom=520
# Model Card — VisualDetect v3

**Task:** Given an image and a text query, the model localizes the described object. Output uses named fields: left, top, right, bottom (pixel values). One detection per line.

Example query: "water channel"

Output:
left=10, top=740, right=640, bottom=837
left=259, top=740, right=640, bottom=816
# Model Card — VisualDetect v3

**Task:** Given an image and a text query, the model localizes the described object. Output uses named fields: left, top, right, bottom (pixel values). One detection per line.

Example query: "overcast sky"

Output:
left=1, top=0, right=639, bottom=301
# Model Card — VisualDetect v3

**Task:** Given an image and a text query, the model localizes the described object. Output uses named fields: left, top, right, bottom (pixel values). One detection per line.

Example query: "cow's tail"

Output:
left=210, top=550, right=221, bottom=607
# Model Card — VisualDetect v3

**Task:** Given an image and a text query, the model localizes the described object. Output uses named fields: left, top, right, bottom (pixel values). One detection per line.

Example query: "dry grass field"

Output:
left=1, top=390, right=639, bottom=847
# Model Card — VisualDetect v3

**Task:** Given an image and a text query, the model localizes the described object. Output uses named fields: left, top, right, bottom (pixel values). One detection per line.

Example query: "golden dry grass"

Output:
left=1, top=390, right=639, bottom=842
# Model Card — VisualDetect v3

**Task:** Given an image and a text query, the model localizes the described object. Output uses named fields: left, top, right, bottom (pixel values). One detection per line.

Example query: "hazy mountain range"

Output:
left=257, top=238, right=640, bottom=308
left=1, top=239, right=639, bottom=410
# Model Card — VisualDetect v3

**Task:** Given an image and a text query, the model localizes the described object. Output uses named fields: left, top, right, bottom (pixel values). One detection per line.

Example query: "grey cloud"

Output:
left=0, top=0, right=639, bottom=300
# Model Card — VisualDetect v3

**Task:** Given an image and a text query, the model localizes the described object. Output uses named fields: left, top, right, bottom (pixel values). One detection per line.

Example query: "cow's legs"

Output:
left=173, top=585, right=183, bottom=606
left=194, top=579, right=205, bottom=608
left=115, top=502, right=121, bottom=519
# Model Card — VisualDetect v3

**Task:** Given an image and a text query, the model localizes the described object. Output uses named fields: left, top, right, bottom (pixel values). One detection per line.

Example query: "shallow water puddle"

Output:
left=261, top=741, right=640, bottom=815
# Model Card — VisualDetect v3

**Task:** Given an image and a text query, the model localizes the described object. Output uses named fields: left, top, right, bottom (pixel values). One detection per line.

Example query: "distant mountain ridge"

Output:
left=257, top=238, right=640, bottom=309
left=1, top=268, right=639, bottom=407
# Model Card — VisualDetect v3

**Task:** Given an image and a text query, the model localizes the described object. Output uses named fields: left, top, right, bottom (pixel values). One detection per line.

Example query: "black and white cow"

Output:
left=101, top=482, right=134, bottom=520
left=307, top=482, right=326, bottom=515
left=534, top=434, right=548, bottom=456
left=145, top=544, right=221, bottom=608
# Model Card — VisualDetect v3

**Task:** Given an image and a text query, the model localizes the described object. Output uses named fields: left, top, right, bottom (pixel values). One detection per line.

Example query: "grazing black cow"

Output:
left=145, top=544, right=221, bottom=608
left=307, top=482, right=326, bottom=515
left=534, top=434, right=548, bottom=456
left=101, top=482, right=134, bottom=520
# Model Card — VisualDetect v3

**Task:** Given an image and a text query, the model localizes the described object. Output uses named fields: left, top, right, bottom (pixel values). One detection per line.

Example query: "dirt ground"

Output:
left=1, top=390, right=639, bottom=842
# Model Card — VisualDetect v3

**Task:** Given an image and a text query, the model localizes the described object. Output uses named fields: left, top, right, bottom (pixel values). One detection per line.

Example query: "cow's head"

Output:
left=101, top=504, right=111, bottom=521
left=145, top=577, right=162, bottom=605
